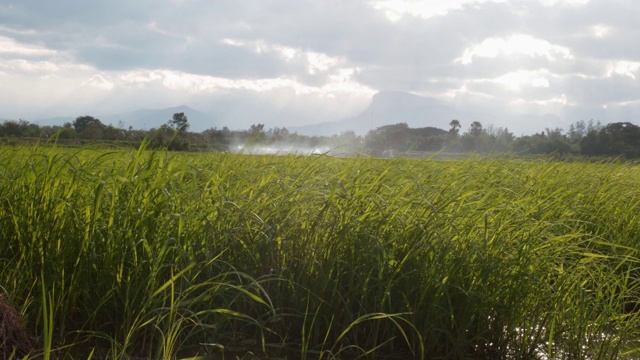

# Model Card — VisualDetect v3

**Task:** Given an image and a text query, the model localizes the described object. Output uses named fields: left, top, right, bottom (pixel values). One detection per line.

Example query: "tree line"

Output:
left=360, top=119, right=640, bottom=158
left=0, top=113, right=362, bottom=153
left=1, top=113, right=640, bottom=158
left=373, top=119, right=640, bottom=158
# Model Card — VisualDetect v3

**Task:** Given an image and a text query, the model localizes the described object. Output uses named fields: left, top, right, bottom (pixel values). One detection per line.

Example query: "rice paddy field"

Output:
left=2, top=144, right=640, bottom=359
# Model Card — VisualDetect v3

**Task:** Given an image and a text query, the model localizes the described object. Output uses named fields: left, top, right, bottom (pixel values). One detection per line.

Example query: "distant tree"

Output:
left=545, top=127, right=564, bottom=139
left=483, top=125, right=514, bottom=152
left=455, top=121, right=486, bottom=151
left=202, top=127, right=231, bottom=151
left=73, top=116, right=105, bottom=138
left=266, top=127, right=291, bottom=142
left=73, top=116, right=104, bottom=134
left=149, top=125, right=169, bottom=149
left=250, top=123, right=265, bottom=135
left=581, top=122, right=640, bottom=157
left=335, top=130, right=357, bottom=141
left=102, top=124, right=127, bottom=141
left=365, top=123, right=411, bottom=155
left=512, top=129, right=573, bottom=156
left=567, top=120, right=586, bottom=144
left=149, top=124, right=188, bottom=150
left=469, top=121, right=483, bottom=136
left=413, top=127, right=447, bottom=151
left=55, top=126, right=76, bottom=139
left=0, top=121, right=22, bottom=137
left=587, top=119, right=603, bottom=133
left=449, top=119, right=461, bottom=136
left=168, top=112, right=190, bottom=132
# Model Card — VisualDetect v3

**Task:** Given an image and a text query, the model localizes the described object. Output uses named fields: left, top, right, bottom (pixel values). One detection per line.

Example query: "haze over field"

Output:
left=2, top=0, right=640, bottom=134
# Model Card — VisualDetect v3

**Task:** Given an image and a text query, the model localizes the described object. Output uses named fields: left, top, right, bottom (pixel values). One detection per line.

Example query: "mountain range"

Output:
left=7, top=91, right=567, bottom=136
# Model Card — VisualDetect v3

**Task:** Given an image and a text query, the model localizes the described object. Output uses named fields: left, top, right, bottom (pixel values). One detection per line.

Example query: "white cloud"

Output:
left=608, top=99, right=640, bottom=107
left=606, top=61, right=640, bottom=80
left=456, top=34, right=573, bottom=65
left=279, top=47, right=297, bottom=62
left=540, top=0, right=589, bottom=6
left=220, top=38, right=244, bottom=47
left=511, top=94, right=570, bottom=106
left=222, top=38, right=278, bottom=56
left=221, top=38, right=344, bottom=76
left=492, top=70, right=552, bottom=90
left=306, top=52, right=339, bottom=74
left=0, top=59, right=59, bottom=73
left=156, top=70, right=304, bottom=93
left=591, top=25, right=612, bottom=38
left=443, top=83, right=495, bottom=99
left=119, top=70, right=164, bottom=85
left=372, top=0, right=506, bottom=21
left=0, top=35, right=57, bottom=56
left=81, top=74, right=115, bottom=90
left=117, top=68, right=374, bottom=97
left=320, top=68, right=374, bottom=96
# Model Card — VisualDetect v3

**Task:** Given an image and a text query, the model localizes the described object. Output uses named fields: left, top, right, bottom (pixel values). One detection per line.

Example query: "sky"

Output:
left=1, top=0, right=640, bottom=134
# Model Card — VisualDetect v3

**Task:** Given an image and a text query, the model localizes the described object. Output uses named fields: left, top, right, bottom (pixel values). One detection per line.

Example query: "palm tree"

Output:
left=449, top=119, right=461, bottom=136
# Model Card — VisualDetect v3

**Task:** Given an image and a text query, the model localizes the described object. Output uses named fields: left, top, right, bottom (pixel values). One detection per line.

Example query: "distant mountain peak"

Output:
left=291, top=91, right=455, bottom=136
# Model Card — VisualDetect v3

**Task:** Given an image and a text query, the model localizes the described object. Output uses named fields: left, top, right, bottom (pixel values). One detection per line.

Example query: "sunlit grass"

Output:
left=1, top=145, right=640, bottom=359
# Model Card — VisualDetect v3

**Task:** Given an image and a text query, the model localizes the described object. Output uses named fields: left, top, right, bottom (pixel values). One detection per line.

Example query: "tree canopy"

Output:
left=73, top=116, right=104, bottom=134
left=168, top=112, right=189, bottom=132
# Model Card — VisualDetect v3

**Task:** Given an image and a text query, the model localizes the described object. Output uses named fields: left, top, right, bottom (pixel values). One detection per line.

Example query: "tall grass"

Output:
left=1, top=145, right=640, bottom=358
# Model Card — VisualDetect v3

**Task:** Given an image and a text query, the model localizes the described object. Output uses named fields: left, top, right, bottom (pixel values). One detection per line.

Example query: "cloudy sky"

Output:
left=1, top=0, right=640, bottom=133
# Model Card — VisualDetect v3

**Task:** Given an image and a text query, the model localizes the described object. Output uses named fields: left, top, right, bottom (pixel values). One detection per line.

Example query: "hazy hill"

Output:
left=291, top=91, right=573, bottom=136
left=20, top=105, right=218, bottom=132
left=5, top=91, right=568, bottom=136
left=100, top=106, right=218, bottom=132
left=292, top=91, right=458, bottom=136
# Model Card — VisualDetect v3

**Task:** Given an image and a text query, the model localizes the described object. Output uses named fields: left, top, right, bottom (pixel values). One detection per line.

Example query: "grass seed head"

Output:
left=0, top=296, right=33, bottom=358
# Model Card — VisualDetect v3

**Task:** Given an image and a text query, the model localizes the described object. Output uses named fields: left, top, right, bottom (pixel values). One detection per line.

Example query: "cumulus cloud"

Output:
left=456, top=34, right=573, bottom=65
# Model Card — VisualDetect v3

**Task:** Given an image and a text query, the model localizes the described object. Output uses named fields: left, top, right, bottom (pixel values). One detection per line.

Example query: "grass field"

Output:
left=1, top=143, right=640, bottom=359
